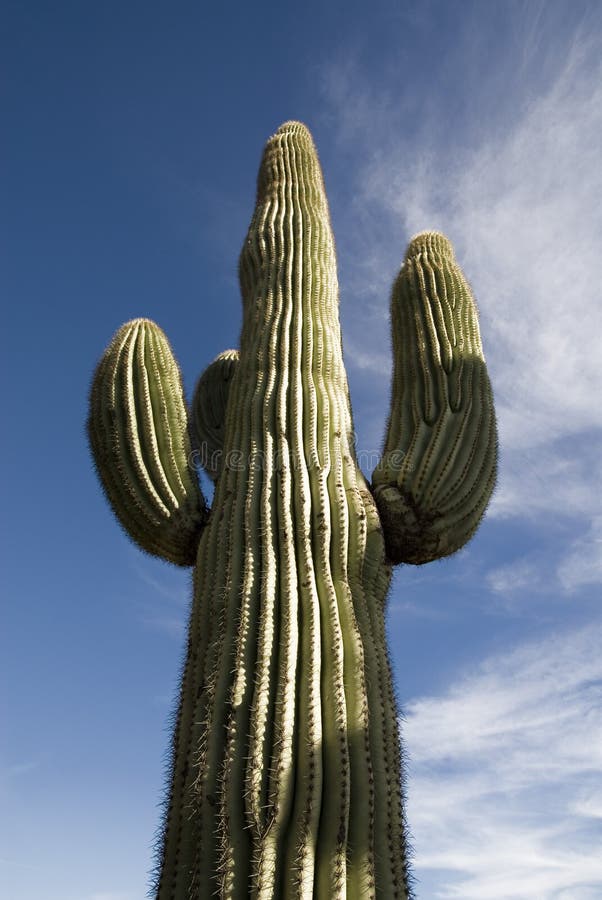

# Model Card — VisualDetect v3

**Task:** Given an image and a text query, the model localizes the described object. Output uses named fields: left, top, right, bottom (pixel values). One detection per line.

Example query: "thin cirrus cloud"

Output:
left=403, top=621, right=602, bottom=898
left=487, top=516, right=602, bottom=596
left=129, top=550, right=190, bottom=638
left=557, top=516, right=602, bottom=593
left=319, top=22, right=602, bottom=530
left=486, top=558, right=541, bottom=596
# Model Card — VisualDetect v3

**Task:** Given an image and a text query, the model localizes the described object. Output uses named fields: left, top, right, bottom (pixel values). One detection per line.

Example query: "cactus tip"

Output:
left=404, top=230, right=454, bottom=260
left=274, top=120, right=312, bottom=138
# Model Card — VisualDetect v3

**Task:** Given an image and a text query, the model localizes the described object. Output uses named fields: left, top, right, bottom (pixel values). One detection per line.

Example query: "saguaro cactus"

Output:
left=88, top=122, right=497, bottom=899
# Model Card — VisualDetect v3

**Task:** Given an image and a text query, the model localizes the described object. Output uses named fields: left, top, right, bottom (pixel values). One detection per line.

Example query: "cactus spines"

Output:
left=189, top=349, right=239, bottom=480
left=88, top=318, right=207, bottom=566
left=372, top=231, right=498, bottom=565
left=88, top=123, right=497, bottom=898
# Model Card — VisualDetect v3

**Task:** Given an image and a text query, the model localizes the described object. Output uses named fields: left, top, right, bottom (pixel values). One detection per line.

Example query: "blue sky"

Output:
left=2, top=2, right=601, bottom=898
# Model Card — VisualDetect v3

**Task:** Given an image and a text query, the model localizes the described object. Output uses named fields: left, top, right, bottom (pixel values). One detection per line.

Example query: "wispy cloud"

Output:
left=0, top=760, right=40, bottom=779
left=487, top=514, right=602, bottom=598
left=319, top=7, right=602, bottom=535
left=487, top=558, right=541, bottom=595
left=0, top=759, right=42, bottom=801
left=403, top=621, right=602, bottom=898
left=557, top=516, right=602, bottom=593
left=129, top=553, right=190, bottom=638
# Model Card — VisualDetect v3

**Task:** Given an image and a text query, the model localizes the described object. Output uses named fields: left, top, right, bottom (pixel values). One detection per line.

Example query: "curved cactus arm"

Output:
left=371, top=232, right=498, bottom=565
left=88, top=318, right=208, bottom=566
left=189, top=348, right=239, bottom=480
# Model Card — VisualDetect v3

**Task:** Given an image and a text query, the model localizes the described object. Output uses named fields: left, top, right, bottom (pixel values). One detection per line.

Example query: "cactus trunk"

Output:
left=156, top=123, right=410, bottom=898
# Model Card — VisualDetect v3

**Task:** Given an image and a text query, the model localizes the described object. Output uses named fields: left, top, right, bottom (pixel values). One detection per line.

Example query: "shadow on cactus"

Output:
left=87, top=121, right=497, bottom=899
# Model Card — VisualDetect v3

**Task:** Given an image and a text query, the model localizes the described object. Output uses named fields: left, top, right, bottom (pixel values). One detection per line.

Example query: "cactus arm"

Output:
left=372, top=232, right=498, bottom=565
left=189, top=349, right=239, bottom=480
left=87, top=318, right=207, bottom=566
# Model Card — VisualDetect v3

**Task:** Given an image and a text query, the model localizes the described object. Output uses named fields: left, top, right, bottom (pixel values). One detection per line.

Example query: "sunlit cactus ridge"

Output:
left=87, top=120, right=497, bottom=898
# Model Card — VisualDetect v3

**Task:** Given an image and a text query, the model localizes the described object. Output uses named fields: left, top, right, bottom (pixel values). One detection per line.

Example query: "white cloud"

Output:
left=487, top=515, right=602, bottom=597
left=570, top=788, right=602, bottom=820
left=343, top=336, right=391, bottom=376
left=490, top=440, right=602, bottom=522
left=557, top=516, right=602, bottom=592
left=486, top=558, right=541, bottom=595
left=403, top=621, right=602, bottom=898
left=320, top=16, right=602, bottom=533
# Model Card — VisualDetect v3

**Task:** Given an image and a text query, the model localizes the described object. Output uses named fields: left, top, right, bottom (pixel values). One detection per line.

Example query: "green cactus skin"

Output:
left=87, top=318, right=207, bottom=566
left=371, top=232, right=497, bottom=565
left=189, top=349, right=239, bottom=480
left=87, top=123, right=497, bottom=898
